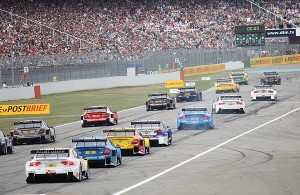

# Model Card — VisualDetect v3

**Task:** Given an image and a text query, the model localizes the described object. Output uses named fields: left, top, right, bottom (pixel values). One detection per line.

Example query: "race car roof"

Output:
left=254, top=85, right=272, bottom=88
left=131, top=121, right=161, bottom=125
left=14, top=120, right=42, bottom=125
left=103, top=128, right=136, bottom=133
left=84, top=106, right=107, bottom=110
left=231, top=69, right=244, bottom=72
left=182, top=108, right=207, bottom=112
left=178, top=86, right=196, bottom=90
left=72, top=136, right=107, bottom=142
left=31, top=148, right=70, bottom=154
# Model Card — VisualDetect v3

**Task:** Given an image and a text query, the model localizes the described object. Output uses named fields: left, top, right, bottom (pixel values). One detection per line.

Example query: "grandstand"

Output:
left=0, top=0, right=299, bottom=86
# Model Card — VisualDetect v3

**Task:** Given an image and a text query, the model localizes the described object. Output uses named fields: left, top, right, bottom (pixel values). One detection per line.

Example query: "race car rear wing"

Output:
left=84, top=106, right=107, bottom=110
left=14, top=120, right=42, bottom=125
left=216, top=78, right=232, bottom=82
left=148, top=93, right=167, bottom=97
left=220, top=95, right=242, bottom=100
left=103, top=128, right=136, bottom=133
left=263, top=72, right=277, bottom=75
left=72, top=138, right=107, bottom=142
left=182, top=108, right=207, bottom=112
left=30, top=149, right=69, bottom=154
left=131, top=121, right=161, bottom=125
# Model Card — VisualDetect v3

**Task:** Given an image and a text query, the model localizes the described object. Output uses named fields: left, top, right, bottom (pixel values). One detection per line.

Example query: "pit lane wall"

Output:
left=250, top=54, right=300, bottom=67
left=0, top=71, right=180, bottom=101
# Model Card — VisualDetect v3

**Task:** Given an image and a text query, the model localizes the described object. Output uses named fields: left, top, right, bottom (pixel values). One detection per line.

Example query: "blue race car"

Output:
left=72, top=136, right=122, bottom=168
left=177, top=107, right=214, bottom=130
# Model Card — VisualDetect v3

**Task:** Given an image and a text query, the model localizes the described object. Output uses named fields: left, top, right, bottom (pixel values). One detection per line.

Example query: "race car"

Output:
left=251, top=85, right=277, bottom=101
left=176, top=87, right=202, bottom=102
left=25, top=148, right=89, bottom=183
left=81, top=105, right=118, bottom=127
left=215, top=78, right=239, bottom=94
left=230, top=69, right=249, bottom=85
left=146, top=93, right=176, bottom=111
left=260, top=72, right=281, bottom=85
left=11, top=120, right=56, bottom=144
left=0, top=130, right=14, bottom=155
left=104, top=128, right=150, bottom=155
left=72, top=136, right=122, bottom=167
left=131, top=120, right=172, bottom=146
left=212, top=95, right=245, bottom=114
left=177, top=108, right=214, bottom=130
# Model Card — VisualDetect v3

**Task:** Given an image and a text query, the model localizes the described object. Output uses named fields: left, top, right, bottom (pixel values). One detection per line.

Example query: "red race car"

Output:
left=81, top=106, right=118, bottom=127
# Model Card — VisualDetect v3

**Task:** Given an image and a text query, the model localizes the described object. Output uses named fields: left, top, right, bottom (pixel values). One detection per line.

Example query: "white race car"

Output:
left=212, top=95, right=245, bottom=114
left=251, top=85, right=277, bottom=101
left=25, top=148, right=89, bottom=183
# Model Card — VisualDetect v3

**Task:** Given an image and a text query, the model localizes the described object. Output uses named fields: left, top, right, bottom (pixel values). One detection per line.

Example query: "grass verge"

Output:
left=0, top=71, right=230, bottom=134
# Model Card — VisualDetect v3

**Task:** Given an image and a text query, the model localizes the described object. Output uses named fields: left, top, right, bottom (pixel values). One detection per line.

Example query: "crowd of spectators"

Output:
left=0, top=0, right=299, bottom=60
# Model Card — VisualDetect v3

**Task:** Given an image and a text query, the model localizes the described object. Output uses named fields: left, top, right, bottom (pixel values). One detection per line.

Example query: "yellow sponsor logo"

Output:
left=0, top=104, right=50, bottom=115
left=183, top=64, right=225, bottom=76
left=165, top=80, right=184, bottom=88
left=250, top=54, right=300, bottom=67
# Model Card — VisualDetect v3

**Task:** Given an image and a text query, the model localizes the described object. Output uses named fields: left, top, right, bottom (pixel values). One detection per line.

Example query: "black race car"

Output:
left=260, top=72, right=281, bottom=85
left=176, top=87, right=202, bottom=102
left=0, top=130, right=14, bottom=155
left=146, top=93, right=176, bottom=111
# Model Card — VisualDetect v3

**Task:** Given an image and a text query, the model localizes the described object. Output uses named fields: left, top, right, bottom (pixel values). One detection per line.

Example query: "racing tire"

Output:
left=65, top=174, right=71, bottom=182
left=82, top=171, right=89, bottom=180
left=51, top=135, right=55, bottom=142
left=117, top=157, right=122, bottom=165
left=81, top=123, right=87, bottom=128
left=7, top=146, right=13, bottom=154
left=26, top=176, right=35, bottom=183
left=2, top=146, right=7, bottom=155
left=239, top=109, right=245, bottom=114
left=178, top=125, right=183, bottom=130
left=169, top=138, right=172, bottom=145
left=75, top=168, right=82, bottom=182
left=146, top=146, right=150, bottom=154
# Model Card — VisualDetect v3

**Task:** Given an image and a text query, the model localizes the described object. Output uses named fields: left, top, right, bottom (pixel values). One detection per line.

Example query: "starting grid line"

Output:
left=113, top=107, right=300, bottom=195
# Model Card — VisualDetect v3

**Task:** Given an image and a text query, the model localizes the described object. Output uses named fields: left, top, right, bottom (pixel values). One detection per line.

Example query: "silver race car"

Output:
left=251, top=85, right=277, bottom=101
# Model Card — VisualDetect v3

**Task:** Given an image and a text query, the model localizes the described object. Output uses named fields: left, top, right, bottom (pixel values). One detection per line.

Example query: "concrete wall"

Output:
left=0, top=71, right=180, bottom=101
left=225, top=61, right=244, bottom=70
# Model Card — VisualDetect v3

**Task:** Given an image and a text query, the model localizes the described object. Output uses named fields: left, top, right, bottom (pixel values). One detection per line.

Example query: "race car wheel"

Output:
left=82, top=170, right=89, bottom=179
left=51, top=134, right=55, bottom=142
left=239, top=109, right=245, bottom=114
left=146, top=146, right=150, bottom=154
left=178, top=125, right=183, bottom=130
left=168, top=138, right=172, bottom=145
left=26, top=175, right=36, bottom=183
left=7, top=146, right=13, bottom=154
left=2, top=146, right=7, bottom=155
left=76, top=168, right=82, bottom=182
left=65, top=174, right=72, bottom=182
left=117, top=156, right=122, bottom=165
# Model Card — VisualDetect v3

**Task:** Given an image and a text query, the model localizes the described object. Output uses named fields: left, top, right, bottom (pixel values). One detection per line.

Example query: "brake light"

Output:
left=253, top=91, right=258, bottom=93
left=148, top=100, right=154, bottom=104
left=191, top=92, right=196, bottom=95
left=131, top=139, right=139, bottom=144
left=180, top=115, right=187, bottom=120
left=38, top=128, right=45, bottom=134
left=103, top=148, right=111, bottom=155
left=61, top=161, right=75, bottom=166
left=268, top=91, right=273, bottom=93
left=105, top=113, right=110, bottom=118
left=164, top=99, right=170, bottom=103
left=202, top=116, right=209, bottom=120
left=218, top=102, right=225, bottom=105
left=84, top=114, right=90, bottom=119
left=13, top=130, right=20, bottom=135
left=154, top=129, right=164, bottom=134
left=236, top=101, right=243, bottom=105
left=29, top=162, right=41, bottom=166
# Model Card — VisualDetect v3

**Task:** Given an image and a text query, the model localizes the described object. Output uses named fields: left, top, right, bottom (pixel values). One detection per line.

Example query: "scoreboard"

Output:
left=234, top=25, right=266, bottom=47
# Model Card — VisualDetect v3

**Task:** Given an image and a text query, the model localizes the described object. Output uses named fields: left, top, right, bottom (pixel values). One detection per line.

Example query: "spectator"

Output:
left=2, top=81, right=8, bottom=89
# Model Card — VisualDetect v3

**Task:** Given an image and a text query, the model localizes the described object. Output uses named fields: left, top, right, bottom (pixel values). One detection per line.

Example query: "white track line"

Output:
left=113, top=107, right=300, bottom=195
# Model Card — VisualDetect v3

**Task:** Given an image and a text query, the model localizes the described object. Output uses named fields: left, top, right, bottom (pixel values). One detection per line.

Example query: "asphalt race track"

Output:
left=1, top=64, right=300, bottom=195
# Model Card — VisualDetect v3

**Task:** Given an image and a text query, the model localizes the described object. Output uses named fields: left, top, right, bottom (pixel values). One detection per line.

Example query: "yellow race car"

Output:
left=103, top=128, right=150, bottom=155
left=215, top=78, right=239, bottom=93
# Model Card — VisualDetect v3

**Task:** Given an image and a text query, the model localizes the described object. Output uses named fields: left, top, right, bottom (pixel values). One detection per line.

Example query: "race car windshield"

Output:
left=76, top=141, right=106, bottom=147
left=86, top=108, right=106, bottom=112
left=150, top=95, right=167, bottom=99
left=108, top=132, right=135, bottom=136
left=180, top=88, right=196, bottom=92
left=17, top=123, right=41, bottom=129
left=36, top=153, right=69, bottom=158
